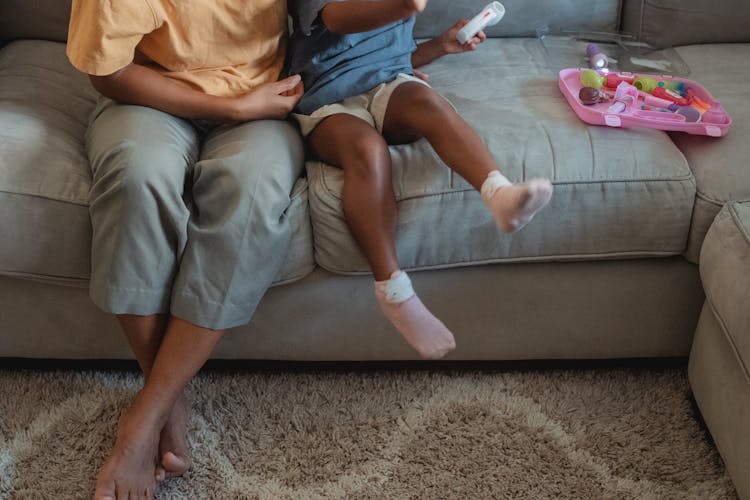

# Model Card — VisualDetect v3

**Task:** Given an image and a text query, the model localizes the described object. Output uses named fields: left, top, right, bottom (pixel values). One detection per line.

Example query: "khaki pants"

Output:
left=85, top=98, right=304, bottom=330
left=293, top=73, right=429, bottom=137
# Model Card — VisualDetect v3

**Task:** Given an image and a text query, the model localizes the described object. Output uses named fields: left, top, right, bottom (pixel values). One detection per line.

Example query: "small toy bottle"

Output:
left=633, top=77, right=658, bottom=93
left=586, top=44, right=608, bottom=69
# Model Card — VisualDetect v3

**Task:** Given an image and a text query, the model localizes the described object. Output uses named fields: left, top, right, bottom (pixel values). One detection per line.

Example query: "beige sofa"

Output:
left=1, top=0, right=749, bottom=495
left=0, top=0, right=747, bottom=362
left=0, top=0, right=750, bottom=360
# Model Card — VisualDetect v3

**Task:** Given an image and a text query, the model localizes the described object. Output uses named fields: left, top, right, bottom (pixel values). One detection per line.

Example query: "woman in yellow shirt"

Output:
left=67, top=1, right=304, bottom=498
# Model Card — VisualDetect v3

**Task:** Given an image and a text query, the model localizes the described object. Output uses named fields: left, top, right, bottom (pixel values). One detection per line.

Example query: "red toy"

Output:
left=651, top=87, right=690, bottom=106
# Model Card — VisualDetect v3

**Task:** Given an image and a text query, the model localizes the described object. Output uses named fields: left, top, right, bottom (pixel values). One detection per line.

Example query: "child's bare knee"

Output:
left=404, top=84, right=452, bottom=114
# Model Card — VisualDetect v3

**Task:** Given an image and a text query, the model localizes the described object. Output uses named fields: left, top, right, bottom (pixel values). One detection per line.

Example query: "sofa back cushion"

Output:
left=621, top=0, right=750, bottom=47
left=414, top=0, right=621, bottom=38
left=2, top=0, right=622, bottom=43
left=0, top=0, right=71, bottom=44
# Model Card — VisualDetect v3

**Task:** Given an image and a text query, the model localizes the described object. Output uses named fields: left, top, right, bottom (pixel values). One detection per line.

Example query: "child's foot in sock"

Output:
left=481, top=171, right=553, bottom=233
left=375, top=270, right=455, bottom=359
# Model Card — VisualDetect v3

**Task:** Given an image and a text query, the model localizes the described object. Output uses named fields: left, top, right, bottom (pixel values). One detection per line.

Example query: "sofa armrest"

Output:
left=670, top=44, right=750, bottom=262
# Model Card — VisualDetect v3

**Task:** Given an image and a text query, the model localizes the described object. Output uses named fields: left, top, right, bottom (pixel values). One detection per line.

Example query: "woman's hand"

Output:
left=228, top=75, right=304, bottom=122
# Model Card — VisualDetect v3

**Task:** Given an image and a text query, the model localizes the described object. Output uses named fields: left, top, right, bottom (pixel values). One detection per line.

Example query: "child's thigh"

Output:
left=307, top=113, right=389, bottom=168
left=382, top=82, right=456, bottom=144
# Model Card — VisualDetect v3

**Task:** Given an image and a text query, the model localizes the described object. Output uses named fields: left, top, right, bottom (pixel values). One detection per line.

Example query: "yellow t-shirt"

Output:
left=66, top=0, right=287, bottom=97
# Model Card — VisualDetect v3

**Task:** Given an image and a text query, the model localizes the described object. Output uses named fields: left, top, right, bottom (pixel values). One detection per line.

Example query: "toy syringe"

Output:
left=456, top=2, right=506, bottom=44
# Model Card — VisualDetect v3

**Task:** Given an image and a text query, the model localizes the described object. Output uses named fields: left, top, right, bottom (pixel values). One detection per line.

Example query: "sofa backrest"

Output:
left=2, top=0, right=747, bottom=48
left=621, top=0, right=750, bottom=47
left=414, top=0, right=622, bottom=38
left=0, top=0, right=71, bottom=44
left=2, top=0, right=622, bottom=44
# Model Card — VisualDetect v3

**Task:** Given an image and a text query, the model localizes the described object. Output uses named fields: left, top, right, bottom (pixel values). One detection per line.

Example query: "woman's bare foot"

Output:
left=94, top=401, right=162, bottom=500
left=155, top=395, right=192, bottom=481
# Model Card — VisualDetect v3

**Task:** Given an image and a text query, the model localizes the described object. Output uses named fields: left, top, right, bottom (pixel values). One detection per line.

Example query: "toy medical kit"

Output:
left=457, top=2, right=505, bottom=44
left=560, top=68, right=732, bottom=136
left=585, top=43, right=608, bottom=69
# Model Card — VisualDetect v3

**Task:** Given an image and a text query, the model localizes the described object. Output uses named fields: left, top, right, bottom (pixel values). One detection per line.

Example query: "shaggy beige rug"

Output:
left=0, top=365, right=738, bottom=499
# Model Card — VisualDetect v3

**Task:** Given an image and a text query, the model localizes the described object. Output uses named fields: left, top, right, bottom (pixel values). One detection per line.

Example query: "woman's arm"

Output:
left=91, top=63, right=304, bottom=123
left=411, top=19, right=486, bottom=69
left=321, top=0, right=427, bottom=35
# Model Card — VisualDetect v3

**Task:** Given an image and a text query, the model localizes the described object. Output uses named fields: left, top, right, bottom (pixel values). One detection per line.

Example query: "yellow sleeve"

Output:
left=66, top=0, right=158, bottom=76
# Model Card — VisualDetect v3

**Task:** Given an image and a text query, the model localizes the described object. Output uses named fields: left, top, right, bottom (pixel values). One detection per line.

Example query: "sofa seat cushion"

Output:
left=307, top=39, right=696, bottom=274
left=699, top=201, right=750, bottom=365
left=0, top=40, right=314, bottom=286
left=670, top=44, right=750, bottom=263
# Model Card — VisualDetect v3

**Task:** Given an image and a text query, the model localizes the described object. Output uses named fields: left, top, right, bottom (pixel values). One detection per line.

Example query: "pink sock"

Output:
left=481, top=171, right=553, bottom=233
left=374, top=271, right=455, bottom=360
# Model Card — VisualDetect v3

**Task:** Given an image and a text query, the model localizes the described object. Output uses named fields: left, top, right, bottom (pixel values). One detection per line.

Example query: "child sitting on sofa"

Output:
left=287, top=0, right=554, bottom=359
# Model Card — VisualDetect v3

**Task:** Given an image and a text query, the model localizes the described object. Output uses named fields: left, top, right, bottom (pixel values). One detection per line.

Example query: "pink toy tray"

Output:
left=559, top=68, right=732, bottom=137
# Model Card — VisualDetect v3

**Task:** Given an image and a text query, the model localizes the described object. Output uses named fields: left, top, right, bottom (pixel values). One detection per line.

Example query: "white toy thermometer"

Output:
left=456, top=2, right=505, bottom=44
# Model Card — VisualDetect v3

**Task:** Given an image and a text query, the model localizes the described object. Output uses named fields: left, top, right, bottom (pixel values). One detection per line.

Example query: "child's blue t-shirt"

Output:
left=287, top=0, right=417, bottom=115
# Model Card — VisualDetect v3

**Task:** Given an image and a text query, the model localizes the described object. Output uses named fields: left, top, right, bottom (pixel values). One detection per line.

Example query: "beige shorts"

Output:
left=293, top=73, right=429, bottom=137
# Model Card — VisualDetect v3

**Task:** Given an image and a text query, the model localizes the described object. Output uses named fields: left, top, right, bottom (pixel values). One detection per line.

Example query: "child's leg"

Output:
left=309, top=114, right=399, bottom=281
left=382, top=82, right=552, bottom=233
left=308, top=114, right=454, bottom=359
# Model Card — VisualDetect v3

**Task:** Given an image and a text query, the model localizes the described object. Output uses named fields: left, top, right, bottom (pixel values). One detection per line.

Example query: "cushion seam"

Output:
left=315, top=250, right=683, bottom=275
left=0, top=269, right=89, bottom=287
left=0, top=189, right=89, bottom=206
left=704, top=295, right=750, bottom=389
left=728, top=203, right=750, bottom=247
left=0, top=265, right=317, bottom=289
left=696, top=190, right=750, bottom=207
left=316, top=171, right=695, bottom=203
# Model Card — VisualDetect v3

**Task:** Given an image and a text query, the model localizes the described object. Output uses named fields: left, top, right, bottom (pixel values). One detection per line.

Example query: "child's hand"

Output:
left=402, top=0, right=428, bottom=14
left=229, top=75, right=304, bottom=122
left=410, top=18, right=486, bottom=70
left=438, top=19, right=487, bottom=54
left=413, top=69, right=430, bottom=81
